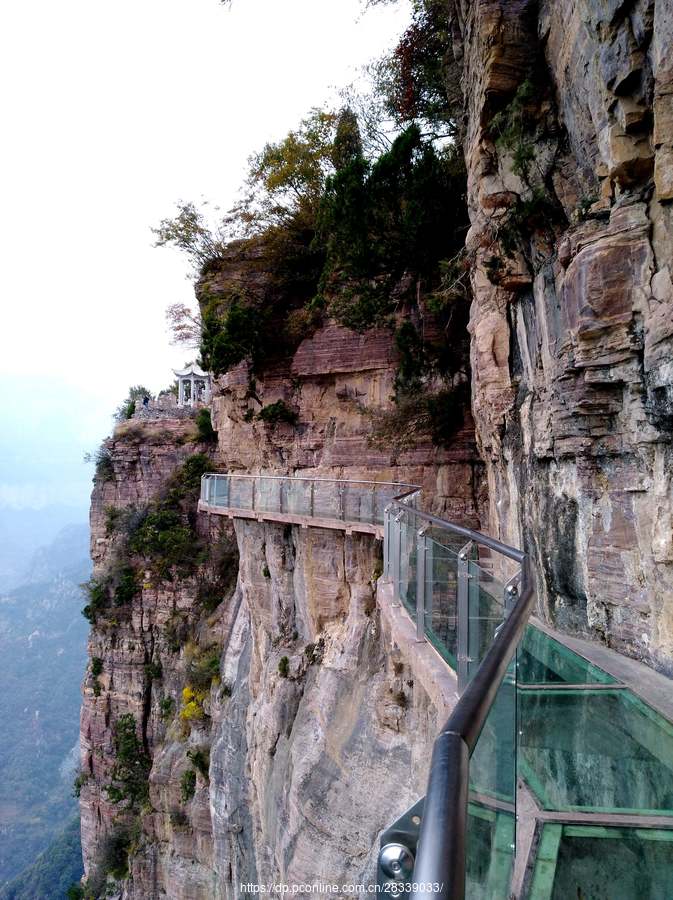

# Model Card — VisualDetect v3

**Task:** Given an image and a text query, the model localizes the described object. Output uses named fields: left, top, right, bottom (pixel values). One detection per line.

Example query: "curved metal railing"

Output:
left=380, top=494, right=530, bottom=899
left=409, top=568, right=533, bottom=899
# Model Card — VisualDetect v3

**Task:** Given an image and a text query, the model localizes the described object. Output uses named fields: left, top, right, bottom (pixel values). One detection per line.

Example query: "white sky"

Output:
left=0, top=0, right=410, bottom=510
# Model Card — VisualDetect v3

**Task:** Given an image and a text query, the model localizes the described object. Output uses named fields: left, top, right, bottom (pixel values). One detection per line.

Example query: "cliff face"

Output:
left=452, top=0, right=673, bottom=673
left=80, top=315, right=482, bottom=895
left=80, top=420, right=233, bottom=893
left=79, top=0, right=673, bottom=891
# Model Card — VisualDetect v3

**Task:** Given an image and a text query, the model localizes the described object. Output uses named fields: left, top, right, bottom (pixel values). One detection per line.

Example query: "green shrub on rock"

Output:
left=195, top=408, right=217, bottom=443
left=180, top=768, right=197, bottom=803
left=258, top=401, right=298, bottom=427
left=106, top=714, right=150, bottom=809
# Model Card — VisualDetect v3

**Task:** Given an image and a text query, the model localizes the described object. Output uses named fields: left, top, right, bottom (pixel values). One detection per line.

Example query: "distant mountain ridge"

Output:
left=0, top=520, right=90, bottom=888
left=0, top=505, right=88, bottom=593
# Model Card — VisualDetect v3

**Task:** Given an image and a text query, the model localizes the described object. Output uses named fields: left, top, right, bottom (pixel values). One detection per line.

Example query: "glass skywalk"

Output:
left=201, top=473, right=673, bottom=898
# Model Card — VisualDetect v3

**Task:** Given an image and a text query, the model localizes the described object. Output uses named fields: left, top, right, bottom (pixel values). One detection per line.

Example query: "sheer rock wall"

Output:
left=452, top=0, right=673, bottom=673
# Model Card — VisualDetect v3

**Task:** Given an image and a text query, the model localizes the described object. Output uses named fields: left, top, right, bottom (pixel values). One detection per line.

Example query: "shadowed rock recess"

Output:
left=78, top=0, right=673, bottom=895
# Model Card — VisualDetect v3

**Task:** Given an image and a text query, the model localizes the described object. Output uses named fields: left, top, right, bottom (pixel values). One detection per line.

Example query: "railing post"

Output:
left=251, top=478, right=256, bottom=511
left=457, top=540, right=473, bottom=693
left=310, top=480, right=315, bottom=517
left=279, top=479, right=284, bottom=513
left=393, top=511, right=403, bottom=603
left=339, top=485, right=345, bottom=520
left=416, top=527, right=428, bottom=642
left=371, top=485, right=377, bottom=524
left=383, top=504, right=392, bottom=578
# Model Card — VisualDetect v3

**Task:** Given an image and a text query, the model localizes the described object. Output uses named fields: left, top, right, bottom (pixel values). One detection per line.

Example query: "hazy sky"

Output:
left=0, top=0, right=410, bottom=511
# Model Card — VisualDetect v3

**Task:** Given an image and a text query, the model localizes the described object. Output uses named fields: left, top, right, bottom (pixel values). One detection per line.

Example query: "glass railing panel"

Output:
left=397, top=509, right=417, bottom=617
left=528, top=823, right=673, bottom=900
left=518, top=626, right=616, bottom=685
left=212, top=476, right=229, bottom=506
left=228, top=477, right=253, bottom=510
left=423, top=524, right=467, bottom=557
left=519, top=687, right=673, bottom=815
left=313, top=481, right=341, bottom=519
left=255, top=476, right=281, bottom=513
left=371, top=487, right=385, bottom=526
left=465, top=559, right=508, bottom=683
left=343, top=484, right=371, bottom=523
left=285, top=478, right=311, bottom=515
left=466, top=657, right=517, bottom=898
left=423, top=539, right=459, bottom=668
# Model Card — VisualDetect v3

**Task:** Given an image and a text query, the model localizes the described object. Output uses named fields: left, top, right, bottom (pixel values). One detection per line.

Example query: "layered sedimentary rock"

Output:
left=451, top=0, right=673, bottom=673
left=80, top=307, right=482, bottom=896
left=80, top=2, right=673, bottom=893
left=80, top=420, right=229, bottom=891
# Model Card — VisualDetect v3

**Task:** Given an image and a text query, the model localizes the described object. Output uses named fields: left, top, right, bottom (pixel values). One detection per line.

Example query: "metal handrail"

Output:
left=201, top=472, right=421, bottom=489
left=384, top=491, right=532, bottom=899
left=410, top=569, right=534, bottom=899
left=388, top=497, right=525, bottom=565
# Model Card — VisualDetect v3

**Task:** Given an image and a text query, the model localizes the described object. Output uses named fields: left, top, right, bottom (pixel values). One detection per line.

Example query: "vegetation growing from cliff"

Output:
left=84, top=446, right=113, bottom=482
left=81, top=563, right=140, bottom=624
left=316, top=117, right=467, bottom=331
left=91, top=657, right=103, bottom=696
left=186, top=747, right=210, bottom=779
left=200, top=292, right=270, bottom=376
left=368, top=383, right=469, bottom=452
left=125, top=453, right=211, bottom=581
left=367, top=0, right=462, bottom=134
left=180, top=769, right=196, bottom=803
left=106, top=714, right=150, bottom=809
left=76, top=821, right=140, bottom=899
left=180, top=685, right=209, bottom=722
left=486, top=78, right=567, bottom=266
left=195, top=407, right=217, bottom=442
left=156, top=0, right=472, bottom=450
left=257, top=400, right=299, bottom=426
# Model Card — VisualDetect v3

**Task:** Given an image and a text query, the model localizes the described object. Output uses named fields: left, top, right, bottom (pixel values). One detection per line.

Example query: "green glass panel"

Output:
left=423, top=540, right=459, bottom=668
left=466, top=803, right=515, bottom=900
left=465, top=659, right=517, bottom=897
left=466, top=559, right=507, bottom=680
left=519, top=689, right=673, bottom=814
left=529, top=824, right=673, bottom=900
left=519, top=626, right=616, bottom=685
left=470, top=665, right=517, bottom=804
left=397, top=510, right=417, bottom=618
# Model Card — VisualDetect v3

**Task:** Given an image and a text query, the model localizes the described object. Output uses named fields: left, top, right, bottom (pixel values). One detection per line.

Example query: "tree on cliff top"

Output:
left=232, top=108, right=338, bottom=234
left=365, top=0, right=461, bottom=136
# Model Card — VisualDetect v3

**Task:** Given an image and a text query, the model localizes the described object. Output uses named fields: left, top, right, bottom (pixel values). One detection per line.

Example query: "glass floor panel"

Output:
left=519, top=626, right=616, bottom=685
left=528, top=823, right=673, bottom=900
left=519, top=689, right=673, bottom=814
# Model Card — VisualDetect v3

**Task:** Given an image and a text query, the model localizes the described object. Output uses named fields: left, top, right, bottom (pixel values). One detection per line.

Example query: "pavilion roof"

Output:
left=173, top=363, right=209, bottom=378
